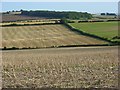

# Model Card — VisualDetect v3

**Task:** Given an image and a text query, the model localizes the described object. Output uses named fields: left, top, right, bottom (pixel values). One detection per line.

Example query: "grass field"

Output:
left=69, top=22, right=118, bottom=41
left=2, top=46, right=118, bottom=88
left=1, top=24, right=107, bottom=49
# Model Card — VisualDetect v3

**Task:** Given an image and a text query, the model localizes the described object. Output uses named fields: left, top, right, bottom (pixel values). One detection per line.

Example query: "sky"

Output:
left=1, top=2, right=119, bottom=14
left=1, top=0, right=119, bottom=2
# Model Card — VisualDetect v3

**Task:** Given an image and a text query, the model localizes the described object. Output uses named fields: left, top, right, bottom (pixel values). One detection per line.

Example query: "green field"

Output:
left=69, top=22, right=118, bottom=42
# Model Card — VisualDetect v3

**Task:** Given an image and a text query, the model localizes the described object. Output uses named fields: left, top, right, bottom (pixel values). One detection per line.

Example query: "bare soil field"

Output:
left=2, top=24, right=107, bottom=49
left=2, top=46, right=118, bottom=88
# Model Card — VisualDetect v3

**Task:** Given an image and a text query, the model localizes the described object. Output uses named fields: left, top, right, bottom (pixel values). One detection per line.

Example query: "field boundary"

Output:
left=1, top=22, right=61, bottom=27
left=1, top=44, right=116, bottom=51
left=78, top=19, right=120, bottom=23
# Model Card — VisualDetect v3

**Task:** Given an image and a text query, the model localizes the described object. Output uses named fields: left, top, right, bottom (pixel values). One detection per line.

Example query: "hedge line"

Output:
left=1, top=44, right=115, bottom=50
left=78, top=19, right=120, bottom=23
left=1, top=22, right=61, bottom=27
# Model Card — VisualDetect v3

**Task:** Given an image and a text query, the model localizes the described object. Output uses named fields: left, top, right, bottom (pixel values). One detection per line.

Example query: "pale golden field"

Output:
left=2, top=46, right=118, bottom=88
left=1, top=24, right=107, bottom=49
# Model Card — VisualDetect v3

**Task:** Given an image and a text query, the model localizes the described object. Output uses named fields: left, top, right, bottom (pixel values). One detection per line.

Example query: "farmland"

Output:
left=2, top=46, right=118, bottom=88
left=69, top=22, right=118, bottom=42
left=1, top=14, right=43, bottom=22
left=1, top=24, right=107, bottom=49
left=0, top=20, right=56, bottom=26
left=1, top=10, right=119, bottom=89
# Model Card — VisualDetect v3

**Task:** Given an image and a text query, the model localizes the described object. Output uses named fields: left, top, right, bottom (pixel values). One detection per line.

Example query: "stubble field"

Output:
left=2, top=46, right=118, bottom=88
left=1, top=24, right=107, bottom=49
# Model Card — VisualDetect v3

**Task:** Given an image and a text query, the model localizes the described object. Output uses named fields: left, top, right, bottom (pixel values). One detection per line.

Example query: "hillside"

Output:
left=21, top=10, right=92, bottom=19
left=1, top=14, right=43, bottom=22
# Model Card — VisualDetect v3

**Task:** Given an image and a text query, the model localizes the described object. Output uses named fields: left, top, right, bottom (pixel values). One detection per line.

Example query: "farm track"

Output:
left=2, top=24, right=107, bottom=48
left=2, top=46, right=118, bottom=88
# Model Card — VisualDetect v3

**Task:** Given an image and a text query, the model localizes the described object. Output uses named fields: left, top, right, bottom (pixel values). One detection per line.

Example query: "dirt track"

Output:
left=2, top=46, right=118, bottom=88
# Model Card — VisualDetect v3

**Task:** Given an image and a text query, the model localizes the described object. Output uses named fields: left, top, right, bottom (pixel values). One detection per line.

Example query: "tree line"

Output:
left=21, top=10, right=92, bottom=19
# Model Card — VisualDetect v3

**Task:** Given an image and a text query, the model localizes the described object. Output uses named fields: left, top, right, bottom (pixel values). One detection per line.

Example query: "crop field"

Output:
left=1, top=14, right=43, bottom=22
left=0, top=20, right=56, bottom=26
left=1, top=24, right=107, bottom=49
left=2, top=46, right=118, bottom=88
left=69, top=22, right=118, bottom=41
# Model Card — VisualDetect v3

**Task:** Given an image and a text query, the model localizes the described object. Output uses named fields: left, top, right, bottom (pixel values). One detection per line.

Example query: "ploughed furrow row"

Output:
left=2, top=24, right=108, bottom=48
left=3, top=47, right=118, bottom=88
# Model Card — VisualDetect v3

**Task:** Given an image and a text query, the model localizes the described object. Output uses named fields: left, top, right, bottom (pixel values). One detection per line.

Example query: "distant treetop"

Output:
left=20, top=10, right=92, bottom=19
